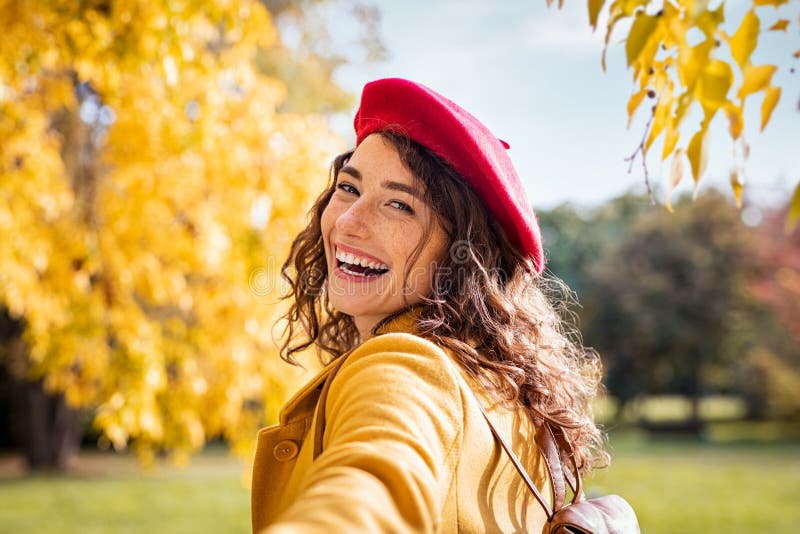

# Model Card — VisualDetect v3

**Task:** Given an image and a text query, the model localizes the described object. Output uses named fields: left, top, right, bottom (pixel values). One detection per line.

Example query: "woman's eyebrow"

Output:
left=381, top=180, right=422, bottom=200
left=339, top=164, right=422, bottom=200
left=339, top=165, right=361, bottom=180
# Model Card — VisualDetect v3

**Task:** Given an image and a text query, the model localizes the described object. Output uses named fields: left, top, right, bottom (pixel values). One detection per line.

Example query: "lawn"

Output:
left=587, top=430, right=800, bottom=533
left=0, top=447, right=251, bottom=534
left=1, top=432, right=798, bottom=533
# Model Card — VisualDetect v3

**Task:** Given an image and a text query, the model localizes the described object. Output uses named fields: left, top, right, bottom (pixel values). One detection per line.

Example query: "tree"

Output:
left=539, top=193, right=800, bottom=423
left=582, top=190, right=754, bottom=426
left=538, top=194, right=654, bottom=298
left=735, top=208, right=800, bottom=418
left=749, top=209, right=800, bottom=342
left=0, top=1, right=345, bottom=467
left=552, top=0, right=800, bottom=218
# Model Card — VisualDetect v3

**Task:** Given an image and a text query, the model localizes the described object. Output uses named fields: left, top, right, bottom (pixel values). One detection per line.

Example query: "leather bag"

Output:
left=476, top=399, right=640, bottom=534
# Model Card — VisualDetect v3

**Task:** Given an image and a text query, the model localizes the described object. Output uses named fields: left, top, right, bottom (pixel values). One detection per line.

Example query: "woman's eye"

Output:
left=389, top=200, right=413, bottom=213
left=336, top=183, right=358, bottom=195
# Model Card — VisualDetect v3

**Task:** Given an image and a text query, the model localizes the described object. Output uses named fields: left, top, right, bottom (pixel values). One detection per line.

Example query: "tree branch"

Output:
left=625, top=105, right=657, bottom=205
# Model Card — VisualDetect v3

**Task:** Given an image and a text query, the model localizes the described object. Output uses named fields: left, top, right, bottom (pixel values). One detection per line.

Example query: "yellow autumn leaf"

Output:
left=602, top=0, right=647, bottom=70
left=661, top=120, right=680, bottom=160
left=678, top=40, right=713, bottom=90
left=626, top=13, right=659, bottom=67
left=602, top=12, right=623, bottom=71
left=768, top=19, right=789, bottom=32
left=673, top=91, right=694, bottom=127
left=697, top=59, right=733, bottom=111
left=627, top=88, right=649, bottom=127
left=666, top=148, right=684, bottom=213
left=687, top=127, right=709, bottom=188
left=787, top=181, right=800, bottom=232
left=728, top=9, right=760, bottom=69
left=723, top=101, right=744, bottom=140
left=695, top=4, right=726, bottom=40
left=621, top=0, right=649, bottom=17
left=0, top=0, right=347, bottom=466
left=645, top=83, right=673, bottom=151
left=754, top=0, right=789, bottom=6
left=652, top=69, right=669, bottom=93
left=662, top=1, right=686, bottom=49
left=730, top=170, right=744, bottom=208
left=761, top=86, right=781, bottom=131
left=588, top=0, right=606, bottom=29
left=738, top=64, right=777, bottom=99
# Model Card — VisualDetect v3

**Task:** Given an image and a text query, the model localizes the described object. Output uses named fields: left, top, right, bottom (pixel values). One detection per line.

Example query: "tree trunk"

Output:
left=613, top=396, right=630, bottom=425
left=689, top=392, right=701, bottom=427
left=5, top=370, right=81, bottom=471
left=19, top=378, right=80, bottom=470
left=685, top=357, right=706, bottom=438
left=2, top=308, right=82, bottom=471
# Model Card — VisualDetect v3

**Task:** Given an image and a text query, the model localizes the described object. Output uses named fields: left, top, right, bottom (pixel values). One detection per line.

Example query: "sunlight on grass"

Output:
left=1, top=433, right=798, bottom=533
left=0, top=449, right=250, bottom=534
left=587, top=430, right=800, bottom=534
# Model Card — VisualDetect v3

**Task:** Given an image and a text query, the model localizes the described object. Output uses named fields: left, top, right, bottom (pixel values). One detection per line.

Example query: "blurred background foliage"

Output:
left=540, top=189, right=800, bottom=427
left=0, top=0, right=798, bottom=532
left=0, top=0, right=386, bottom=470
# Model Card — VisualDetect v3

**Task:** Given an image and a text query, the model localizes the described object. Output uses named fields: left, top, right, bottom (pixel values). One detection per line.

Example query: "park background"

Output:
left=1, top=1, right=798, bottom=532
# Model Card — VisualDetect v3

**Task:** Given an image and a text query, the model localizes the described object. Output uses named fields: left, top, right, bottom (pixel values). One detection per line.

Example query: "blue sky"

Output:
left=322, top=0, right=799, bottom=213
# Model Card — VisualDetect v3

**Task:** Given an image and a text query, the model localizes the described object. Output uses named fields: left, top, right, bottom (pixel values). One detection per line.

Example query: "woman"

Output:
left=251, top=78, right=607, bottom=533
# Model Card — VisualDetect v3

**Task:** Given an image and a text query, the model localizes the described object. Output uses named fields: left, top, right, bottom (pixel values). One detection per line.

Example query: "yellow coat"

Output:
left=251, top=311, right=550, bottom=533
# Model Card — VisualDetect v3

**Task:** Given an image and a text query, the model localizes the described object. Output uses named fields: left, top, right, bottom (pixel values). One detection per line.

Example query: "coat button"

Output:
left=273, top=440, right=299, bottom=461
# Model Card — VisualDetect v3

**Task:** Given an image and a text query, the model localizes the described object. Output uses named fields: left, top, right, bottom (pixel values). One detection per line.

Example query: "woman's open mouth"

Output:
left=335, top=249, right=390, bottom=278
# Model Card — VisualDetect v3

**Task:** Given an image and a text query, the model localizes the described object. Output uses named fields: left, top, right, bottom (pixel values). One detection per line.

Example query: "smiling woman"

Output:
left=250, top=78, right=617, bottom=533
left=321, top=134, right=449, bottom=338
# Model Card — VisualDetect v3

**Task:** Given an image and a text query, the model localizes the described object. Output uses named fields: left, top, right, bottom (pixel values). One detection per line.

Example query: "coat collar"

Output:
left=277, top=306, right=423, bottom=425
left=277, top=356, right=340, bottom=425
left=371, top=305, right=423, bottom=336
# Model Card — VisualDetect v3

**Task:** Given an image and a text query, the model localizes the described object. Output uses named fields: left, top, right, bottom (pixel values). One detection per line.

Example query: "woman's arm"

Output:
left=261, top=333, right=465, bottom=533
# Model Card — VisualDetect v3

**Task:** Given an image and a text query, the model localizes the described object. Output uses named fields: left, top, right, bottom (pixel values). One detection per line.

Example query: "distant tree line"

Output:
left=538, top=189, right=800, bottom=430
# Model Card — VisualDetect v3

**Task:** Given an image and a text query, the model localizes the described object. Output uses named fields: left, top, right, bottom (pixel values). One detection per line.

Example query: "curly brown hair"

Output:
left=279, top=130, right=608, bottom=473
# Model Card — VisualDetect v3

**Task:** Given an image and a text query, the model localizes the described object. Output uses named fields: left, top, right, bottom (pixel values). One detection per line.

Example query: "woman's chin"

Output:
left=327, top=269, right=392, bottom=304
left=328, top=298, right=387, bottom=320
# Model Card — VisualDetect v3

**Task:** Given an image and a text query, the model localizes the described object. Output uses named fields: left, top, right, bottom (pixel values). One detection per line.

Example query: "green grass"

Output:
left=586, top=430, right=800, bottom=534
left=1, top=433, right=798, bottom=533
left=0, top=448, right=250, bottom=534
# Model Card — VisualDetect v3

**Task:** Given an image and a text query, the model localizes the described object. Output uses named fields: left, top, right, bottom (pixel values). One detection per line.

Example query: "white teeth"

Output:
left=335, top=248, right=389, bottom=270
left=341, top=264, right=365, bottom=277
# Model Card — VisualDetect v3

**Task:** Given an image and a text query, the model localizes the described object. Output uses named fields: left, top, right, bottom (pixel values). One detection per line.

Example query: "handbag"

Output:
left=475, top=399, right=640, bottom=534
left=312, top=351, right=640, bottom=534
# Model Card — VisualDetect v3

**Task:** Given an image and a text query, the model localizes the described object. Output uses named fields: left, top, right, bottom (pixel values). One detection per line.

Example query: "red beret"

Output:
left=354, top=78, right=545, bottom=275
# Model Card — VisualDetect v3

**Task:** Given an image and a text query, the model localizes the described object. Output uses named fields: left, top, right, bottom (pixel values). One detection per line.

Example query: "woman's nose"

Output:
left=335, top=198, right=372, bottom=237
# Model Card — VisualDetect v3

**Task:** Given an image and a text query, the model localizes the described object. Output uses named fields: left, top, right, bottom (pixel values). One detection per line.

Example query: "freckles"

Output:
left=396, top=218, right=424, bottom=236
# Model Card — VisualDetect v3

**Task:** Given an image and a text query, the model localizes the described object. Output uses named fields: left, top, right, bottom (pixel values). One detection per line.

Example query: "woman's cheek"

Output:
left=320, top=204, right=339, bottom=239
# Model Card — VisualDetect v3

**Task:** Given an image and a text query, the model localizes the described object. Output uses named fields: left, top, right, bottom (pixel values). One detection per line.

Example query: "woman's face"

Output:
left=320, top=134, right=449, bottom=337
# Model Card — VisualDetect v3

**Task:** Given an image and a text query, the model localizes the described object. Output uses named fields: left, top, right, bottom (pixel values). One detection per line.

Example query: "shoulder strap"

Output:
left=475, top=395, right=584, bottom=517
left=547, top=421, right=583, bottom=503
left=474, top=401, right=554, bottom=520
